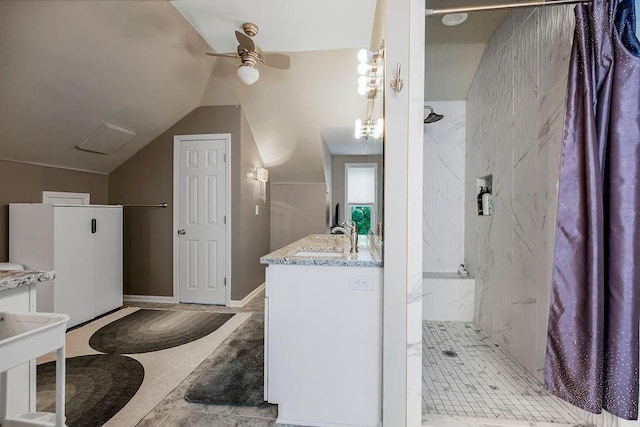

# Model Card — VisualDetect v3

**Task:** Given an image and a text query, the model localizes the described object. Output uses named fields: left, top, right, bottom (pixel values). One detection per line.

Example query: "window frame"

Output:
left=344, top=162, right=377, bottom=234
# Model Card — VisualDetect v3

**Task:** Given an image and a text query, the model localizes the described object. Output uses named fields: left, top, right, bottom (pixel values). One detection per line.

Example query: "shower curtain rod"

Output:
left=425, top=0, right=590, bottom=16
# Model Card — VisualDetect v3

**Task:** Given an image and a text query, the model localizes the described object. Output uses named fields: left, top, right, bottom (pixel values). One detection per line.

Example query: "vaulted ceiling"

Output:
left=0, top=0, right=376, bottom=183
left=0, top=1, right=213, bottom=174
left=1, top=0, right=511, bottom=182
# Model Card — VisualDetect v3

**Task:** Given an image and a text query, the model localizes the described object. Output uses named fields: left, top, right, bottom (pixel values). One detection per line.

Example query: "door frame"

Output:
left=172, top=133, right=232, bottom=306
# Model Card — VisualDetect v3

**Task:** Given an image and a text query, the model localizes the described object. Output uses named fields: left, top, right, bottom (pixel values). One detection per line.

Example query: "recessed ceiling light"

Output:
left=442, top=13, right=468, bottom=26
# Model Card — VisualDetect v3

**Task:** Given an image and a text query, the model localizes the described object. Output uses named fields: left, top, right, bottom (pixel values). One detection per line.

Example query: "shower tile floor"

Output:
left=422, top=321, right=586, bottom=425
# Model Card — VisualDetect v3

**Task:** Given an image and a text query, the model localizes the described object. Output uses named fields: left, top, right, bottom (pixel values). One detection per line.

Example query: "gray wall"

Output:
left=235, top=110, right=271, bottom=300
left=109, top=106, right=270, bottom=301
left=270, top=183, right=327, bottom=251
left=331, top=155, right=383, bottom=227
left=465, top=6, right=574, bottom=380
left=0, top=159, right=108, bottom=262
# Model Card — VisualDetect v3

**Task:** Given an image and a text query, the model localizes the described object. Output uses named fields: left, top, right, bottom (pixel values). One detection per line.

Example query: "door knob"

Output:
left=177, top=229, right=186, bottom=235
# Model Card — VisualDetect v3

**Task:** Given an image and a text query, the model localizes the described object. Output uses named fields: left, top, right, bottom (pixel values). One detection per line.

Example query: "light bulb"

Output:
left=357, top=49, right=369, bottom=63
left=358, top=75, right=368, bottom=86
left=236, top=64, right=259, bottom=85
left=357, top=85, right=367, bottom=96
left=355, top=119, right=362, bottom=139
left=373, top=119, right=383, bottom=138
left=357, top=63, right=369, bottom=76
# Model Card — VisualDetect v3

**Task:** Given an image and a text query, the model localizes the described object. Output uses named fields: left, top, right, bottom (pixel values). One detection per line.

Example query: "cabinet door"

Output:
left=93, top=207, right=123, bottom=315
left=53, top=206, right=95, bottom=328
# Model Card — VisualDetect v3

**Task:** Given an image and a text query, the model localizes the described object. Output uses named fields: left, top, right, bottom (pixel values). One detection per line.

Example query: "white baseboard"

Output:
left=228, top=283, right=265, bottom=308
left=123, top=294, right=177, bottom=304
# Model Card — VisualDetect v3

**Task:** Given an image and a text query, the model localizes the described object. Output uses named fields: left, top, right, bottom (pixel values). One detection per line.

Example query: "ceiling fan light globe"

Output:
left=237, top=64, right=259, bottom=85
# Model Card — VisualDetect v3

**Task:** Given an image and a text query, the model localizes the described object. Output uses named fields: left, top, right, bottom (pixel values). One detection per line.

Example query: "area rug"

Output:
left=184, top=309, right=265, bottom=407
left=37, top=307, right=251, bottom=427
left=89, top=309, right=234, bottom=354
left=37, top=354, right=144, bottom=427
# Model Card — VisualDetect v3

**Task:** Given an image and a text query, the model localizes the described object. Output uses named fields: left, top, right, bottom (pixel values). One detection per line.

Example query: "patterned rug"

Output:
left=89, top=309, right=234, bottom=354
left=37, top=354, right=144, bottom=427
left=184, top=307, right=267, bottom=407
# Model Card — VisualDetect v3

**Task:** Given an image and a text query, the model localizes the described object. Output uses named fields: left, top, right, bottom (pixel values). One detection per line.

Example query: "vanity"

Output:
left=0, top=269, right=56, bottom=416
left=261, top=234, right=383, bottom=427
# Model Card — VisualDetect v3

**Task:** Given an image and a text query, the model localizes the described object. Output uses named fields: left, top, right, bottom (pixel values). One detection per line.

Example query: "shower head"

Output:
left=424, top=106, right=444, bottom=124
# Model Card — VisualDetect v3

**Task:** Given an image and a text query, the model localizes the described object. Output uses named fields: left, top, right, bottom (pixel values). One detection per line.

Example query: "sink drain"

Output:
left=442, top=350, right=458, bottom=358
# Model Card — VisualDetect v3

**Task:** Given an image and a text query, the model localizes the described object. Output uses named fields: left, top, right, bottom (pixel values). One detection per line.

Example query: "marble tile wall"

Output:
left=423, top=101, right=466, bottom=273
left=464, top=5, right=574, bottom=381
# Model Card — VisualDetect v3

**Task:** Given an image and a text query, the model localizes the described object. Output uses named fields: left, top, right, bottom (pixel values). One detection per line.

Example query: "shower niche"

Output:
left=476, top=175, right=493, bottom=216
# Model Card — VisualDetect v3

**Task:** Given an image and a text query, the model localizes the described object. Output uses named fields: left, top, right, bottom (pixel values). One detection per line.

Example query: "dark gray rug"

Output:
left=184, top=312, right=266, bottom=407
left=89, top=309, right=234, bottom=354
left=37, top=354, right=144, bottom=427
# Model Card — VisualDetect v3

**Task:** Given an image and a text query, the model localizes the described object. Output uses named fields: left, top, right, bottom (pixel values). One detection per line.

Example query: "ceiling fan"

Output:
left=206, top=22, right=291, bottom=86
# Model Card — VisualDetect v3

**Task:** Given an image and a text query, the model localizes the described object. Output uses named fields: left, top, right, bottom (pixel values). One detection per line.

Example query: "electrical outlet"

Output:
left=350, top=274, right=374, bottom=291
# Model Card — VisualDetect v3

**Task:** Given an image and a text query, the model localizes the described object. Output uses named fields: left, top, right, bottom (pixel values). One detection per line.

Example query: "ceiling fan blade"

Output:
left=235, top=30, right=256, bottom=52
left=261, top=53, right=291, bottom=70
left=205, top=52, right=238, bottom=58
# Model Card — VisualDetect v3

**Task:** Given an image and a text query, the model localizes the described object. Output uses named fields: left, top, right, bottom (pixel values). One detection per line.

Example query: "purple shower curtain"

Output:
left=545, top=0, right=640, bottom=420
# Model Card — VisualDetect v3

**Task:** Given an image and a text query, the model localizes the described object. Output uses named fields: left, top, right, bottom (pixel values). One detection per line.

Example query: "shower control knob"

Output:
left=177, top=229, right=186, bottom=235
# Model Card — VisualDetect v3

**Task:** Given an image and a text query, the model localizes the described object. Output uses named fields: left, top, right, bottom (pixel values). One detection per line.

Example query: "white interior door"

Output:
left=176, top=136, right=227, bottom=304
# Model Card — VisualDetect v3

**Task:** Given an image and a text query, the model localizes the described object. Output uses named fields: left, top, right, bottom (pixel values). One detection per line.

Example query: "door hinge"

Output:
left=224, top=215, right=227, bottom=224
left=223, top=153, right=226, bottom=162
left=224, top=277, right=227, bottom=286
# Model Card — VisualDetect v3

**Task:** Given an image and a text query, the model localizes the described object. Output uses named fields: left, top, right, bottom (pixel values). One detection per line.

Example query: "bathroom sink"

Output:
left=0, top=312, right=69, bottom=372
left=292, top=247, right=345, bottom=258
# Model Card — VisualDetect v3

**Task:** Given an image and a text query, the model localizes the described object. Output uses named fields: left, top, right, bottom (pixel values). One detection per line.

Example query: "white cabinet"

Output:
left=264, top=264, right=382, bottom=427
left=0, top=285, right=37, bottom=415
left=9, top=204, right=123, bottom=328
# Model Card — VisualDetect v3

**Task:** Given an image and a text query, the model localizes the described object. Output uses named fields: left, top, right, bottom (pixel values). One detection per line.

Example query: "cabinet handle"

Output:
left=91, top=218, right=97, bottom=234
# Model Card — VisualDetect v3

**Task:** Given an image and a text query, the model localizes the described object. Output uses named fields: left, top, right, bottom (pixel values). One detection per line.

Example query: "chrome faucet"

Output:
left=331, top=220, right=358, bottom=253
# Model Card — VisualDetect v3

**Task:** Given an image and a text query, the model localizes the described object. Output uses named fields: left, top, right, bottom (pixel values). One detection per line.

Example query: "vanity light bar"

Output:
left=355, top=119, right=383, bottom=140
left=356, top=49, right=383, bottom=98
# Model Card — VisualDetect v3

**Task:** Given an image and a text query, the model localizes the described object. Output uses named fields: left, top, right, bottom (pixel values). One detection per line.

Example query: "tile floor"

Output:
left=422, top=321, right=584, bottom=424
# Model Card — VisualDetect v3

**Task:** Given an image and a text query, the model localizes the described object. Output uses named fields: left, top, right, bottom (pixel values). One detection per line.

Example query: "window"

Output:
left=345, top=163, right=377, bottom=235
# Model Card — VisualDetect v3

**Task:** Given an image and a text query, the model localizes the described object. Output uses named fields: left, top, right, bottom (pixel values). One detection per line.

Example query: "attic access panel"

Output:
left=77, top=123, right=136, bottom=155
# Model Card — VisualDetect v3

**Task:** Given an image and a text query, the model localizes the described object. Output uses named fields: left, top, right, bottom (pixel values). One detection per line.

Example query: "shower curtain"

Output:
left=545, top=0, right=640, bottom=420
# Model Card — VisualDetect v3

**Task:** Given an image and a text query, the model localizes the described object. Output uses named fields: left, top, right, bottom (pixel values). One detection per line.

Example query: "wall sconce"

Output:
left=255, top=167, right=269, bottom=203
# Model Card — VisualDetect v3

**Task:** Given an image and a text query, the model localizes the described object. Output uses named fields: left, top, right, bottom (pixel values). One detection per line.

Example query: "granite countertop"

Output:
left=0, top=270, right=56, bottom=293
left=260, top=234, right=383, bottom=267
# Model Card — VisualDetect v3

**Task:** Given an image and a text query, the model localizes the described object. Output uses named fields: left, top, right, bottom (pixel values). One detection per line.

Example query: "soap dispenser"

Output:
left=477, top=187, right=485, bottom=215
left=482, top=187, right=492, bottom=216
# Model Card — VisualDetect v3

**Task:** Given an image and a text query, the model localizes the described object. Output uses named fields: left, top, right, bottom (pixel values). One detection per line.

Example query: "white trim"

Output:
left=123, top=294, right=177, bottom=304
left=228, top=283, right=265, bottom=308
left=0, top=156, right=109, bottom=175
left=42, top=191, right=91, bottom=205
left=275, top=417, right=380, bottom=427
left=269, top=182, right=326, bottom=185
left=173, top=134, right=232, bottom=306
